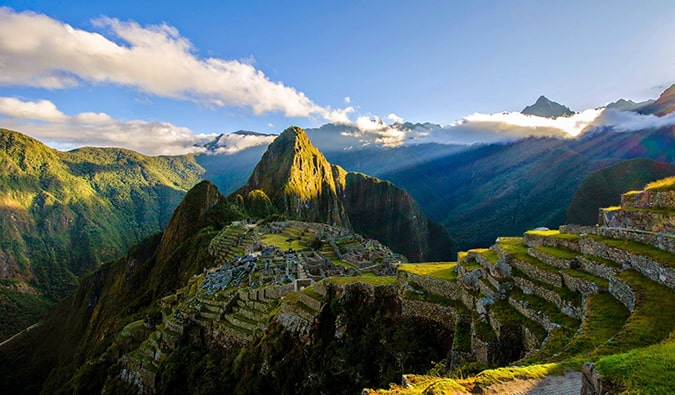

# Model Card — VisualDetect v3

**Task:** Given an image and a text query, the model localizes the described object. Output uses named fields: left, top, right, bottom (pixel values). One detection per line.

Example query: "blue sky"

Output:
left=0, top=0, right=673, bottom=154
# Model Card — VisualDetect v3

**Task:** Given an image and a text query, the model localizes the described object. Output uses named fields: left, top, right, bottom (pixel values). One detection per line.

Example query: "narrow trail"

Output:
left=0, top=322, right=40, bottom=348
left=481, top=371, right=583, bottom=395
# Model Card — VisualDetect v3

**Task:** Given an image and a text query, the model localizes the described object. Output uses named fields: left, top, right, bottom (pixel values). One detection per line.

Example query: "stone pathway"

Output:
left=481, top=371, right=582, bottom=395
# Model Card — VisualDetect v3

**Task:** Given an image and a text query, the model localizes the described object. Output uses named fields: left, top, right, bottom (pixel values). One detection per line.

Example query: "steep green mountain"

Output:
left=0, top=128, right=204, bottom=341
left=566, top=158, right=675, bottom=225
left=521, top=95, right=575, bottom=117
left=383, top=126, right=675, bottom=250
left=233, top=126, right=455, bottom=261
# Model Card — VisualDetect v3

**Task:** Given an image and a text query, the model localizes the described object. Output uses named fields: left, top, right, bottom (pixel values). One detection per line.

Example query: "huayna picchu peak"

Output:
left=232, top=126, right=455, bottom=262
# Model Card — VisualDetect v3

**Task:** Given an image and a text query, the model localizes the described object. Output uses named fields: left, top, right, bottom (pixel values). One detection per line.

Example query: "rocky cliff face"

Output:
left=235, top=126, right=455, bottom=261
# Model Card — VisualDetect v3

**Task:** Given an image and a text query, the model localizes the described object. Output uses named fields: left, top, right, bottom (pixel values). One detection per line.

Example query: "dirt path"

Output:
left=481, top=371, right=582, bottom=395
left=0, top=321, right=40, bottom=348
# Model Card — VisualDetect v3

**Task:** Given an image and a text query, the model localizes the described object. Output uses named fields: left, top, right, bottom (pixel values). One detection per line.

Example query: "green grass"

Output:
left=525, top=229, right=580, bottom=240
left=595, top=337, right=675, bottom=394
left=476, top=248, right=499, bottom=263
left=398, top=262, right=457, bottom=281
left=302, top=286, right=323, bottom=301
left=645, top=176, right=675, bottom=191
left=369, top=363, right=561, bottom=394
left=554, top=292, right=630, bottom=365
left=535, top=246, right=578, bottom=260
left=260, top=233, right=306, bottom=251
left=595, top=270, right=675, bottom=355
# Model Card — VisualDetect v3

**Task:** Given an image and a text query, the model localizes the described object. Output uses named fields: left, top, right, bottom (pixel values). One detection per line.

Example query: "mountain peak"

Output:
left=521, top=96, right=574, bottom=118
left=239, top=126, right=351, bottom=227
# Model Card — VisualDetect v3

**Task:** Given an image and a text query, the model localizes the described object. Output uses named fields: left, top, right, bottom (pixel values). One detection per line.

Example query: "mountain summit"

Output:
left=237, top=126, right=351, bottom=227
left=234, top=126, right=454, bottom=261
left=521, top=95, right=574, bottom=118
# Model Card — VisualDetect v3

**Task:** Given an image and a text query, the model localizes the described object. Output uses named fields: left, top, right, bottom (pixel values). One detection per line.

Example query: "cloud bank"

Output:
left=0, top=8, right=352, bottom=123
left=0, top=97, right=216, bottom=155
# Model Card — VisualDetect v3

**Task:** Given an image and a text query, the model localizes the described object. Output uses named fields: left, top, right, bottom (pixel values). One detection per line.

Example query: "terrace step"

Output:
left=620, top=188, right=675, bottom=210
left=580, top=234, right=675, bottom=290
left=592, top=226, right=675, bottom=255
left=598, top=206, right=675, bottom=234
left=523, top=230, right=580, bottom=252
left=508, top=288, right=581, bottom=333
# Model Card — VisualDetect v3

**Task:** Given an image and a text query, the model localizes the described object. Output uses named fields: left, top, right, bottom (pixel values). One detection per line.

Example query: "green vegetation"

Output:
left=524, top=229, right=579, bottom=240
left=596, top=270, right=675, bottom=355
left=646, top=176, right=675, bottom=191
left=595, top=337, right=675, bottom=394
left=398, top=262, right=457, bottom=281
left=0, top=128, right=205, bottom=339
left=555, top=292, right=629, bottom=365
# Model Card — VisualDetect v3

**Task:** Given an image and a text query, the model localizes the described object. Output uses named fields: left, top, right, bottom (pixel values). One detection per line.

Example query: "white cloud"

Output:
left=0, top=96, right=216, bottom=155
left=582, top=108, right=675, bottom=133
left=0, top=8, right=350, bottom=122
left=0, top=97, right=67, bottom=122
left=458, top=109, right=604, bottom=137
left=344, top=96, right=351, bottom=104
left=387, top=113, right=404, bottom=124
left=210, top=133, right=276, bottom=155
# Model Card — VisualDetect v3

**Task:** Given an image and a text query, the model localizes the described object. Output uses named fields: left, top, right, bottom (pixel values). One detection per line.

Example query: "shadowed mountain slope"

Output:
left=567, top=158, right=675, bottom=225
left=383, top=126, right=675, bottom=250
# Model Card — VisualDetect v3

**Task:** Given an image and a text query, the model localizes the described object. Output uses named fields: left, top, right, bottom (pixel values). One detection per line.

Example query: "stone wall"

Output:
left=608, top=277, right=636, bottom=312
left=593, top=227, right=675, bottom=255
left=561, top=272, right=603, bottom=296
left=528, top=248, right=575, bottom=270
left=510, top=258, right=563, bottom=288
left=576, top=256, right=617, bottom=281
left=621, top=190, right=675, bottom=210
left=599, top=208, right=675, bottom=233
left=580, top=236, right=675, bottom=290
left=524, top=233, right=580, bottom=252
left=298, top=292, right=322, bottom=312
left=508, top=296, right=556, bottom=332
left=397, top=270, right=462, bottom=300
left=401, top=299, right=459, bottom=326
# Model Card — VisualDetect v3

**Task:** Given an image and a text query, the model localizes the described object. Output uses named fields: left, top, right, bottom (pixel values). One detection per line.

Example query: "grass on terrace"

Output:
left=553, top=292, right=630, bottom=365
left=260, top=233, right=306, bottom=251
left=398, top=262, right=457, bottom=281
left=594, top=270, right=675, bottom=356
left=645, top=176, right=675, bottom=191
left=524, top=229, right=580, bottom=240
